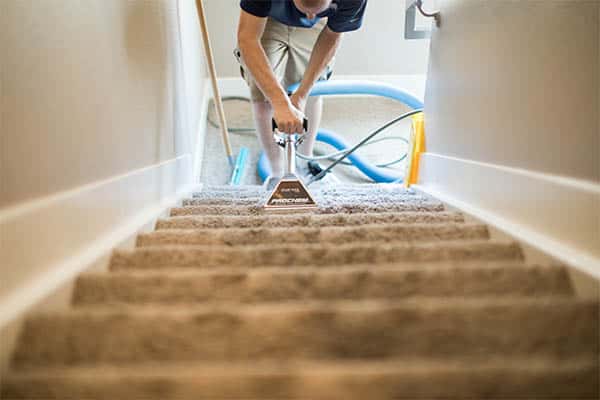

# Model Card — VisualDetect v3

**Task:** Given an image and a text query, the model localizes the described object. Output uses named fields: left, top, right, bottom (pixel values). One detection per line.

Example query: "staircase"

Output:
left=2, top=184, right=598, bottom=399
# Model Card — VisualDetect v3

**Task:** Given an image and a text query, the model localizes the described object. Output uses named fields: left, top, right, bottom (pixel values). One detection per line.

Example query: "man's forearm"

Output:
left=238, top=38, right=289, bottom=106
left=295, top=27, right=342, bottom=98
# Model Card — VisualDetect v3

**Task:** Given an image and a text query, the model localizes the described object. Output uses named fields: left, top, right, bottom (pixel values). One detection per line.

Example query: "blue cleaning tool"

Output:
left=229, top=147, right=249, bottom=185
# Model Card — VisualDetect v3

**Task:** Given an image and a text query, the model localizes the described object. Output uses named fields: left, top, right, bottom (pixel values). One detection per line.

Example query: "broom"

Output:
left=196, top=0, right=248, bottom=185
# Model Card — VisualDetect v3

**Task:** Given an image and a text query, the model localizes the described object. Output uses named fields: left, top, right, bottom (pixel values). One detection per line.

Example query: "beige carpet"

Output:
left=2, top=184, right=599, bottom=399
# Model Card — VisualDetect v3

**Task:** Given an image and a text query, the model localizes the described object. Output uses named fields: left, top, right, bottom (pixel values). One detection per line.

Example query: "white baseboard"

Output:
left=0, top=155, right=201, bottom=329
left=217, top=74, right=427, bottom=101
left=416, top=152, right=600, bottom=279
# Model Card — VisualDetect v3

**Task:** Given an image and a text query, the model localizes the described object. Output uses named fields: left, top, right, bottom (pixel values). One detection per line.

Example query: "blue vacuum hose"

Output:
left=287, top=80, right=424, bottom=110
left=258, top=80, right=424, bottom=183
left=258, top=129, right=403, bottom=183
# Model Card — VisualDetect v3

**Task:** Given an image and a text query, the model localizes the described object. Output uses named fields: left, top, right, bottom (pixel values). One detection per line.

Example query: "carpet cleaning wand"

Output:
left=264, top=119, right=318, bottom=211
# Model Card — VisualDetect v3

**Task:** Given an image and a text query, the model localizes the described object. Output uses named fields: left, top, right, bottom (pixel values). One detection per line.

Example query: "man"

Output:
left=236, top=0, right=368, bottom=182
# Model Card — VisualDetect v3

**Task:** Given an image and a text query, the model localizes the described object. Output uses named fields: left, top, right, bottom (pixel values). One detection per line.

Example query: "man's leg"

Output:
left=252, top=99, right=284, bottom=178
left=297, top=95, right=323, bottom=161
left=297, top=94, right=339, bottom=184
left=285, top=18, right=332, bottom=174
left=234, top=17, right=289, bottom=180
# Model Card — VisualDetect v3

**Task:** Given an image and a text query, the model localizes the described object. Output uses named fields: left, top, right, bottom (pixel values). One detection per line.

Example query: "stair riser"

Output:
left=156, top=212, right=465, bottom=230
left=73, top=266, right=573, bottom=305
left=13, top=302, right=598, bottom=366
left=170, top=202, right=445, bottom=216
left=4, top=363, right=598, bottom=400
left=110, top=242, right=523, bottom=270
left=136, top=224, right=489, bottom=247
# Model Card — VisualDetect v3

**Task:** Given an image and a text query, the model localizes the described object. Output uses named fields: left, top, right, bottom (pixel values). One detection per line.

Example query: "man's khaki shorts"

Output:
left=235, top=17, right=334, bottom=102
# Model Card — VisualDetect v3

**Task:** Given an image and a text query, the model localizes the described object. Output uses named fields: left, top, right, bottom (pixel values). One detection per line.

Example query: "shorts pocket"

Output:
left=233, top=48, right=246, bottom=79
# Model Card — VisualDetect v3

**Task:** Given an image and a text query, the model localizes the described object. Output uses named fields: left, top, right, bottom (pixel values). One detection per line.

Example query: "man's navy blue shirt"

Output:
left=240, top=0, right=367, bottom=32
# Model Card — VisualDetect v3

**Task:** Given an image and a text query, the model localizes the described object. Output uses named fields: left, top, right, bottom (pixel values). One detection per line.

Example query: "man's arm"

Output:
left=291, top=26, right=342, bottom=110
left=237, top=10, right=304, bottom=134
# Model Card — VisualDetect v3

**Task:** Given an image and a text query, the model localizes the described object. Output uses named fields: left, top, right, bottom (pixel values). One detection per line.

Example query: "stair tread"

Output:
left=74, top=262, right=573, bottom=305
left=194, top=184, right=416, bottom=194
left=181, top=193, right=431, bottom=206
left=32, top=296, right=599, bottom=316
left=197, top=183, right=412, bottom=194
left=13, top=296, right=597, bottom=368
left=144, top=222, right=487, bottom=233
left=169, top=200, right=446, bottom=216
left=185, top=191, right=427, bottom=200
left=148, top=222, right=483, bottom=231
left=110, top=240, right=524, bottom=269
left=137, top=223, right=489, bottom=246
left=80, top=260, right=553, bottom=277
left=156, top=211, right=466, bottom=229
left=117, top=238, right=518, bottom=252
left=6, top=357, right=597, bottom=399
left=7, top=356, right=597, bottom=376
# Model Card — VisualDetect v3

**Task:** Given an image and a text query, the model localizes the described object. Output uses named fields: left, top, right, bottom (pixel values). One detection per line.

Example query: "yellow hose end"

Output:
left=405, top=112, right=426, bottom=187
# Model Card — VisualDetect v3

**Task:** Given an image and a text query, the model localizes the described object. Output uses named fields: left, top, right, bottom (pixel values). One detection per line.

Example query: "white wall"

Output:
left=419, top=0, right=600, bottom=278
left=204, top=0, right=431, bottom=77
left=424, top=0, right=598, bottom=181
left=1, top=0, right=207, bottom=209
left=0, top=0, right=208, bottom=346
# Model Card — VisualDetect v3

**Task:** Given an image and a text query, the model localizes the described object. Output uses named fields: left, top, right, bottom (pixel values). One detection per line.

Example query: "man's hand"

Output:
left=272, top=98, right=305, bottom=134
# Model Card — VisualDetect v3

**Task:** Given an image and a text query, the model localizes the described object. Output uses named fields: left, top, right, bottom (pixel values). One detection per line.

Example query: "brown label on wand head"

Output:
left=264, top=178, right=317, bottom=210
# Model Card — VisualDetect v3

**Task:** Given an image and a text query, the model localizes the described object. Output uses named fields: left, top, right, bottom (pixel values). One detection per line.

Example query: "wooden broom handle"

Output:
left=195, top=0, right=234, bottom=166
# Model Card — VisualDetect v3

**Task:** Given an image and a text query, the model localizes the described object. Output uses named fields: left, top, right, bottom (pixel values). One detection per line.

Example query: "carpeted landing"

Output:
left=2, top=184, right=599, bottom=399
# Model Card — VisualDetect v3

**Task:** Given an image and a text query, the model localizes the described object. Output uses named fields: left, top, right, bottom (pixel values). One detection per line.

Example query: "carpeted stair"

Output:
left=2, top=184, right=598, bottom=399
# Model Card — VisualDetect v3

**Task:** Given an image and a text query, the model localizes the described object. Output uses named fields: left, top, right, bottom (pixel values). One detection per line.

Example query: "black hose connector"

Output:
left=272, top=118, right=308, bottom=133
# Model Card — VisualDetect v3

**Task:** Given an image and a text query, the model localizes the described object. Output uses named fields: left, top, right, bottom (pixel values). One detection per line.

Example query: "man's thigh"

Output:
left=235, top=18, right=290, bottom=102
left=235, top=18, right=334, bottom=101
left=283, top=18, right=334, bottom=90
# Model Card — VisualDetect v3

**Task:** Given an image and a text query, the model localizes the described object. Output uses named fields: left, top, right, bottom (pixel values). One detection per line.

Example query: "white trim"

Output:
left=422, top=153, right=600, bottom=195
left=0, top=155, right=201, bottom=329
left=416, top=152, right=600, bottom=279
left=217, top=74, right=427, bottom=102
left=0, top=157, right=189, bottom=221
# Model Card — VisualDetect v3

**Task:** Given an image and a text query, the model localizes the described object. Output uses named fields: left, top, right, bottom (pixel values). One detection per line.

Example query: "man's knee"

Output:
left=251, top=99, right=272, bottom=112
left=306, top=95, right=323, bottom=106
